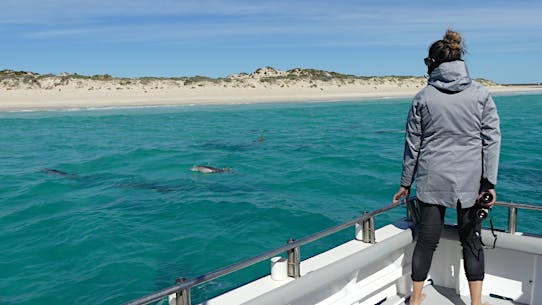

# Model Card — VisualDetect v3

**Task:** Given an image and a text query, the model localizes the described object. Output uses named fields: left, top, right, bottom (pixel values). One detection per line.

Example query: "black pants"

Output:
left=411, top=200, right=485, bottom=282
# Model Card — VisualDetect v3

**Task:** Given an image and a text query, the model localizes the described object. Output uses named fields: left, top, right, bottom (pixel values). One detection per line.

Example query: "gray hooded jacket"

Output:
left=400, top=60, right=501, bottom=208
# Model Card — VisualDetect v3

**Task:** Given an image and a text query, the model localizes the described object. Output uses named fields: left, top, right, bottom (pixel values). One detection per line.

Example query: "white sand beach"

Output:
left=1, top=67, right=541, bottom=111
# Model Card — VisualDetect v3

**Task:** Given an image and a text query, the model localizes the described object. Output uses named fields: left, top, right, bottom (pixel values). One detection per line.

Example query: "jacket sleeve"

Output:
left=400, top=97, right=422, bottom=188
left=481, top=94, right=501, bottom=185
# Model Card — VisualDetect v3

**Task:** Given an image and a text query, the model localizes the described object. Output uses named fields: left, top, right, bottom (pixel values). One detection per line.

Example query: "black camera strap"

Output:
left=482, top=213, right=498, bottom=249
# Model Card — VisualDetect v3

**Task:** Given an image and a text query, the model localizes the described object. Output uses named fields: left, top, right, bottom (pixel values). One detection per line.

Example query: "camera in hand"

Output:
left=476, top=192, right=493, bottom=220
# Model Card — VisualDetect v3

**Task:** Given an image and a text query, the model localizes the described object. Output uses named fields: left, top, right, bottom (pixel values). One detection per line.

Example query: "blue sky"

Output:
left=1, top=0, right=541, bottom=84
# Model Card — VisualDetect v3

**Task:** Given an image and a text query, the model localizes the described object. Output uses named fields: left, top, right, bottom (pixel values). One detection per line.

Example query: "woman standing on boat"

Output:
left=393, top=29, right=501, bottom=305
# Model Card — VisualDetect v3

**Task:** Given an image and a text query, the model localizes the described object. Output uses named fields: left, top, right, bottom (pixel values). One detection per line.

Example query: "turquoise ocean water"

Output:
left=1, top=94, right=541, bottom=305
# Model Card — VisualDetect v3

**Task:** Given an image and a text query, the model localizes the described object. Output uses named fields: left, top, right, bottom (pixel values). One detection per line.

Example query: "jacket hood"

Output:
left=428, top=60, right=472, bottom=92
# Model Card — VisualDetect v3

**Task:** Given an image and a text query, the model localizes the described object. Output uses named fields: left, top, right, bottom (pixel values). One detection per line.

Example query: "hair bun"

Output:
left=443, top=30, right=461, bottom=44
left=428, top=29, right=465, bottom=61
left=443, top=30, right=462, bottom=48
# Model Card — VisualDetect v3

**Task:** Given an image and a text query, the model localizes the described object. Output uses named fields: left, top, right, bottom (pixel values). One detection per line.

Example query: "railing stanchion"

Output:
left=287, top=238, right=300, bottom=278
left=508, top=206, right=518, bottom=234
left=175, top=277, right=191, bottom=305
left=362, top=211, right=375, bottom=244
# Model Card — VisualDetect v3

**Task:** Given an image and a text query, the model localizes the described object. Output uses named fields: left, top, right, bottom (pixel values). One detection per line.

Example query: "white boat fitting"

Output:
left=123, top=199, right=542, bottom=305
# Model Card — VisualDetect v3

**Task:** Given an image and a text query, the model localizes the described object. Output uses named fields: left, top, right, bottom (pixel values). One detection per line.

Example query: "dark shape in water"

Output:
left=118, top=181, right=193, bottom=193
left=376, top=129, right=406, bottom=134
left=190, top=165, right=231, bottom=174
left=40, top=168, right=78, bottom=177
left=199, top=141, right=252, bottom=152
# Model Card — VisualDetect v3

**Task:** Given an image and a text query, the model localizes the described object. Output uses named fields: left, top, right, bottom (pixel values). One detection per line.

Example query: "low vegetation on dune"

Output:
left=0, top=67, right=498, bottom=91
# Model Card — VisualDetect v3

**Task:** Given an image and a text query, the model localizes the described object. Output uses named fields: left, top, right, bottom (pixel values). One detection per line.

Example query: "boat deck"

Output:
left=383, top=285, right=523, bottom=305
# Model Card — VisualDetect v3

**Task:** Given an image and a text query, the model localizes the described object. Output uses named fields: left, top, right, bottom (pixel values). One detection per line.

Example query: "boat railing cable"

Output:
left=122, top=199, right=541, bottom=305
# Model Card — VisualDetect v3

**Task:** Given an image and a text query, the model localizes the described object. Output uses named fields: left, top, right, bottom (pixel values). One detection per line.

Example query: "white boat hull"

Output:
left=186, top=219, right=541, bottom=305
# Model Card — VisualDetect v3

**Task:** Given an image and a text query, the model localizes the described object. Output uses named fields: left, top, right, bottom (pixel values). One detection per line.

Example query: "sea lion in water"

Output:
left=190, top=165, right=231, bottom=174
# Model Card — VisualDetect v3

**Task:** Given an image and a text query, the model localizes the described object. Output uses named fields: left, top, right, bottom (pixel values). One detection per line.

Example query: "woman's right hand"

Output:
left=393, top=186, right=410, bottom=205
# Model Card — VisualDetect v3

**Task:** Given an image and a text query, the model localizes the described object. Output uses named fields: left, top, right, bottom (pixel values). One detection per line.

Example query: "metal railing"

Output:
left=494, top=201, right=542, bottom=234
left=122, top=199, right=541, bottom=305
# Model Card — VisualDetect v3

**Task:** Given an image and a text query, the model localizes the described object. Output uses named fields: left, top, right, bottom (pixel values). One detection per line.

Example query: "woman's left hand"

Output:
left=392, top=186, right=410, bottom=205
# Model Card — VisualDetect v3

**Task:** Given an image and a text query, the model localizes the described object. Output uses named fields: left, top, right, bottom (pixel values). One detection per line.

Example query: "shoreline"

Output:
left=1, top=84, right=541, bottom=112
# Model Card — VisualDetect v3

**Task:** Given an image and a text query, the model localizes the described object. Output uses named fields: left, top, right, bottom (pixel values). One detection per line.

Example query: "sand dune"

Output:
left=1, top=67, right=540, bottom=111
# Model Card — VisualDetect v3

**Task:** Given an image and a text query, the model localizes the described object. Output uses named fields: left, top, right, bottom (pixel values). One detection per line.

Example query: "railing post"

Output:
left=175, top=277, right=191, bottom=305
left=287, top=238, right=300, bottom=278
left=362, top=211, right=375, bottom=244
left=508, top=207, right=518, bottom=234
